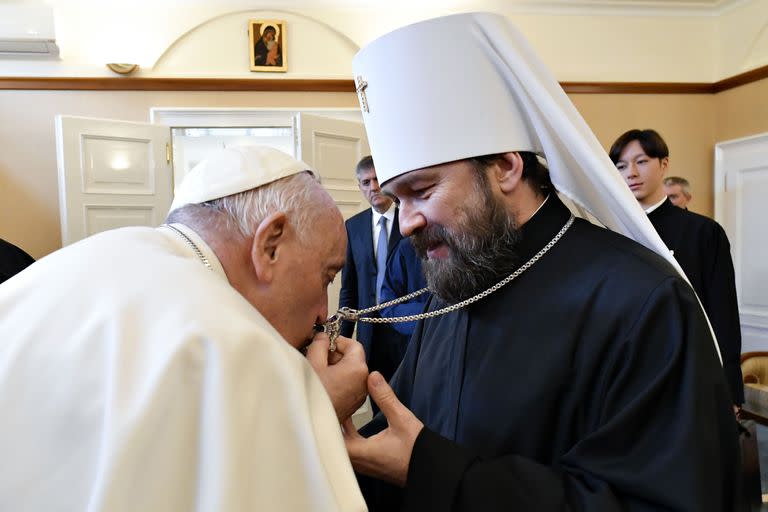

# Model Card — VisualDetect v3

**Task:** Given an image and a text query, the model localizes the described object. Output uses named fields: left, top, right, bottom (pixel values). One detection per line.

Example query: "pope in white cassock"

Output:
left=0, top=146, right=368, bottom=511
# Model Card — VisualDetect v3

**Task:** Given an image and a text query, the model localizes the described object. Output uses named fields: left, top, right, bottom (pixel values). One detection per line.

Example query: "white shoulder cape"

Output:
left=0, top=226, right=366, bottom=512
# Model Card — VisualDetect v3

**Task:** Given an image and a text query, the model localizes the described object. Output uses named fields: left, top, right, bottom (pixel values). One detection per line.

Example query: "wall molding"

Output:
left=712, top=64, right=768, bottom=93
left=1, top=64, right=767, bottom=94
left=0, top=77, right=355, bottom=92
left=561, top=82, right=713, bottom=94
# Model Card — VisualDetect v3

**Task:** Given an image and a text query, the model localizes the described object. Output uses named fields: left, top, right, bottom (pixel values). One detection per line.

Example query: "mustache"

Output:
left=408, top=197, right=522, bottom=304
left=411, top=224, right=454, bottom=258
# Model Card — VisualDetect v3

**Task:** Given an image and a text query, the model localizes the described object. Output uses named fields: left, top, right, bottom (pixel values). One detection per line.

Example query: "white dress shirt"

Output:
left=371, top=205, right=396, bottom=257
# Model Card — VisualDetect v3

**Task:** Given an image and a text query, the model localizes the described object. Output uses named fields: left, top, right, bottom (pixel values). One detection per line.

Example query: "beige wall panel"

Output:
left=570, top=94, right=716, bottom=216
left=0, top=90, right=358, bottom=258
left=714, top=77, right=768, bottom=143
left=4, top=85, right=767, bottom=260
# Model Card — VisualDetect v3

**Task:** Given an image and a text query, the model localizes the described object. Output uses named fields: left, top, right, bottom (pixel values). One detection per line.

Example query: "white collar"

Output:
left=530, top=194, right=549, bottom=219
left=372, top=204, right=395, bottom=224
left=644, top=196, right=667, bottom=215
left=161, top=223, right=228, bottom=280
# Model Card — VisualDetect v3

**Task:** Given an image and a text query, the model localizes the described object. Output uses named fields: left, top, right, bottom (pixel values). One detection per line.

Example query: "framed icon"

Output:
left=249, top=19, right=287, bottom=72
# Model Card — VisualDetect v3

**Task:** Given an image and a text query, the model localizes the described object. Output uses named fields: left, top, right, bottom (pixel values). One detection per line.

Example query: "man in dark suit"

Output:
left=339, top=156, right=406, bottom=381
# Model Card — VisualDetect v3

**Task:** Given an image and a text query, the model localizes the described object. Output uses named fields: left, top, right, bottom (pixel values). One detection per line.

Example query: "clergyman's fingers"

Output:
left=367, top=371, right=403, bottom=423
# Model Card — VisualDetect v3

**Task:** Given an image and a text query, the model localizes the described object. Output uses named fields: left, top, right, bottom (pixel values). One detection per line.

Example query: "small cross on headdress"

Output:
left=355, top=75, right=369, bottom=113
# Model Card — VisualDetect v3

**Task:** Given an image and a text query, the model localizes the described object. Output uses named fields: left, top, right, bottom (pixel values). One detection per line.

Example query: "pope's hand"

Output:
left=343, top=371, right=424, bottom=487
left=307, top=333, right=368, bottom=422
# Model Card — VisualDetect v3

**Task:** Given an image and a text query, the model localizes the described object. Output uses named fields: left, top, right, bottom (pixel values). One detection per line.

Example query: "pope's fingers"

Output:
left=330, top=335, right=352, bottom=354
left=305, top=332, right=331, bottom=367
left=333, top=336, right=366, bottom=362
left=342, top=417, right=360, bottom=439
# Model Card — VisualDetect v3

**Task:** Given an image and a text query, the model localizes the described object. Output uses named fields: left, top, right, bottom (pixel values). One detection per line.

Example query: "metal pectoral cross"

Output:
left=355, top=76, right=369, bottom=113
left=316, top=307, right=358, bottom=352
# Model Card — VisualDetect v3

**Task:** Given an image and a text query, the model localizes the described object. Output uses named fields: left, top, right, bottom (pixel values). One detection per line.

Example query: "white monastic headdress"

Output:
left=353, top=12, right=722, bottom=358
left=352, top=12, right=681, bottom=274
left=169, top=146, right=314, bottom=213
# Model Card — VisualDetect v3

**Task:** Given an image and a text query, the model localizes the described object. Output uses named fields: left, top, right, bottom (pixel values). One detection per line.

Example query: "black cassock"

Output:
left=648, top=198, right=743, bottom=404
left=0, top=238, right=34, bottom=284
left=360, top=194, right=742, bottom=511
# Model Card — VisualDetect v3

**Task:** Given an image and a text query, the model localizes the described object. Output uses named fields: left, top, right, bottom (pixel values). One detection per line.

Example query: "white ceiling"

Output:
left=25, top=0, right=751, bottom=16
left=487, top=0, right=748, bottom=16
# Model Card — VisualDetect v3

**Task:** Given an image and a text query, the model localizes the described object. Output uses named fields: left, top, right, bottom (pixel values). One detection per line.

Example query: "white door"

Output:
left=296, top=113, right=373, bottom=427
left=714, top=133, right=768, bottom=353
left=55, top=116, right=172, bottom=246
left=296, top=113, right=371, bottom=311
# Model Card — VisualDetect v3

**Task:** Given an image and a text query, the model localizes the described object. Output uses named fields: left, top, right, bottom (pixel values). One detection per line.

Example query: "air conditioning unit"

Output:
left=0, top=5, right=60, bottom=58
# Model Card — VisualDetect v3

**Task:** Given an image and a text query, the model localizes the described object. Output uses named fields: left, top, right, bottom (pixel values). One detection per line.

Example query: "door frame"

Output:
left=713, top=132, right=768, bottom=223
left=150, top=106, right=365, bottom=207
left=714, top=132, right=768, bottom=351
left=150, top=107, right=363, bottom=130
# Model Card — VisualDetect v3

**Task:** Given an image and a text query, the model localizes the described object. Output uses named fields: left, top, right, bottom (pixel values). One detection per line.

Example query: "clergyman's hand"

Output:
left=343, top=371, right=424, bottom=487
left=307, top=333, right=368, bottom=422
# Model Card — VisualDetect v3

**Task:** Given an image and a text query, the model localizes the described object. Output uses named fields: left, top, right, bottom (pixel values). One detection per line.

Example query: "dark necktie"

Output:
left=375, top=216, right=388, bottom=303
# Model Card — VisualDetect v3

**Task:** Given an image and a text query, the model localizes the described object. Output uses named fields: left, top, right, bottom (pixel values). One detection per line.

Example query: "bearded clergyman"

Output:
left=327, top=12, right=742, bottom=512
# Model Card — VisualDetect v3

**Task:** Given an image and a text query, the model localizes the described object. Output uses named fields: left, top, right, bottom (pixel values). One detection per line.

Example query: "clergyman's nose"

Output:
left=398, top=204, right=424, bottom=238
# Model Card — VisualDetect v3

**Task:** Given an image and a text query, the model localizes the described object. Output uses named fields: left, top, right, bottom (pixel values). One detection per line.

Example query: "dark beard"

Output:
left=411, top=183, right=521, bottom=304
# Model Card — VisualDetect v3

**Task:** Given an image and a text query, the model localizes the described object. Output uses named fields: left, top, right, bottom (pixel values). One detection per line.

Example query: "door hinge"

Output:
left=165, top=142, right=171, bottom=164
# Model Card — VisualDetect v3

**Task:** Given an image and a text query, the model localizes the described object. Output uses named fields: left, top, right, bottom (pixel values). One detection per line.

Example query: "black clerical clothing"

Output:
left=648, top=198, right=743, bottom=404
left=361, top=194, right=741, bottom=511
left=0, top=238, right=34, bottom=284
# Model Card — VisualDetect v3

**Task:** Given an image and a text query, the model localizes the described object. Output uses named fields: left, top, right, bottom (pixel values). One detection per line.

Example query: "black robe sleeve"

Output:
left=0, top=238, right=35, bottom=284
left=399, top=278, right=742, bottom=512
left=699, top=223, right=744, bottom=404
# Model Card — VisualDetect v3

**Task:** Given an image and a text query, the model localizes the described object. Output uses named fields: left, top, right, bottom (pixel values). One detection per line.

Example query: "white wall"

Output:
left=154, top=10, right=359, bottom=78
left=715, top=0, right=768, bottom=80
left=2, top=0, right=766, bottom=82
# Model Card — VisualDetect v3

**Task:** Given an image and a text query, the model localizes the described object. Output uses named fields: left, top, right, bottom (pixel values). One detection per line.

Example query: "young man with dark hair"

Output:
left=611, top=128, right=743, bottom=409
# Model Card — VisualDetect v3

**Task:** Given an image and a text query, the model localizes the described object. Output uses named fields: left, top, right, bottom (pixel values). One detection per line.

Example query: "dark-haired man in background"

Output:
left=611, top=128, right=743, bottom=409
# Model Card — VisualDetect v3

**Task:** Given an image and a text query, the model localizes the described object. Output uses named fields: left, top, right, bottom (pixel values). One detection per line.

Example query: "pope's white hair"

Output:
left=167, top=171, right=323, bottom=244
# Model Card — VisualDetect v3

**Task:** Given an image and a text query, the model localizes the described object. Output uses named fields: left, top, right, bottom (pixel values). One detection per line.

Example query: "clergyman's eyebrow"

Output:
left=382, top=190, right=399, bottom=204
left=383, top=169, right=437, bottom=194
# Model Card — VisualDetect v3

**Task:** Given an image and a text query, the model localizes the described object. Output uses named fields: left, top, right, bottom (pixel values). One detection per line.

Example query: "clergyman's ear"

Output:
left=251, top=211, right=288, bottom=282
left=496, top=152, right=524, bottom=193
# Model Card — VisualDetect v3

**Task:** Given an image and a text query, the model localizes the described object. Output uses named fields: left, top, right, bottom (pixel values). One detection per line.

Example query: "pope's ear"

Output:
left=251, top=211, right=288, bottom=282
left=496, top=152, right=524, bottom=193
